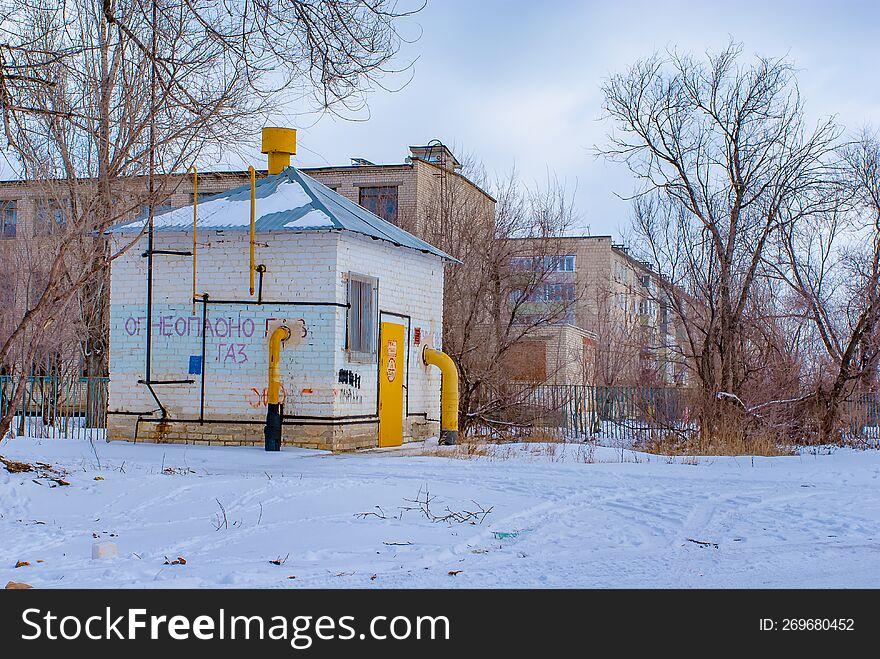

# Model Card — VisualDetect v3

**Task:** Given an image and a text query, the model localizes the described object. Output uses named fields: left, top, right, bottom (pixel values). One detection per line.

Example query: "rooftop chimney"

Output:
left=408, top=142, right=461, bottom=171
left=261, top=127, right=297, bottom=175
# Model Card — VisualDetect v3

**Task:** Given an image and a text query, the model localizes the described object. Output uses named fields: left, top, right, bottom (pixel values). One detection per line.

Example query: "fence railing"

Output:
left=473, top=384, right=694, bottom=443
left=1, top=376, right=108, bottom=440
left=4, top=376, right=880, bottom=445
left=474, top=383, right=880, bottom=444
left=841, top=394, right=880, bottom=441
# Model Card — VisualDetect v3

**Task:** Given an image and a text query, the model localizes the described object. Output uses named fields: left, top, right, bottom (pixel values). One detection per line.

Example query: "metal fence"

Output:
left=479, top=384, right=693, bottom=443
left=841, top=394, right=880, bottom=441
left=3, top=376, right=880, bottom=444
left=480, top=383, right=880, bottom=444
left=0, top=376, right=108, bottom=440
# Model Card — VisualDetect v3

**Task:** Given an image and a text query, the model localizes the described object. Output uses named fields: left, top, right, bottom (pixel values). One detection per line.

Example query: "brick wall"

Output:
left=506, top=235, right=689, bottom=385
left=302, top=164, right=421, bottom=235
left=107, top=227, right=444, bottom=450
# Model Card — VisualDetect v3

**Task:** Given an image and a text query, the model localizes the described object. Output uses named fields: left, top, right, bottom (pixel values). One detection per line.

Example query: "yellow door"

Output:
left=379, top=322, right=405, bottom=447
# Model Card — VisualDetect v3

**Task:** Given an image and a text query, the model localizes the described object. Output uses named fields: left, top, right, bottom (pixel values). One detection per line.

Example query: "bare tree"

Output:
left=776, top=133, right=880, bottom=440
left=601, top=42, right=839, bottom=442
left=583, top=281, right=648, bottom=387
left=0, top=0, right=420, bottom=439
left=422, top=164, right=579, bottom=436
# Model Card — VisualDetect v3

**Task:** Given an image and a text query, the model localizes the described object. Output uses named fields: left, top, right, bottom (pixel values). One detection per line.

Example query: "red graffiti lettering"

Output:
left=245, top=384, right=287, bottom=408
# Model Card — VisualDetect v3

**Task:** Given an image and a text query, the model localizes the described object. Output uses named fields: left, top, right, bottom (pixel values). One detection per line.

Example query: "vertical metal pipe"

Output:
left=265, top=325, right=290, bottom=451
left=256, top=265, right=265, bottom=304
left=191, top=166, right=198, bottom=315
left=423, top=347, right=460, bottom=445
left=249, top=166, right=256, bottom=296
left=145, top=0, right=157, bottom=390
left=199, top=294, right=208, bottom=425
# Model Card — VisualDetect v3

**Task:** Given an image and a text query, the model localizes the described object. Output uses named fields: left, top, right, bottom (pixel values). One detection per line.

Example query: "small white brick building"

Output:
left=107, top=165, right=454, bottom=450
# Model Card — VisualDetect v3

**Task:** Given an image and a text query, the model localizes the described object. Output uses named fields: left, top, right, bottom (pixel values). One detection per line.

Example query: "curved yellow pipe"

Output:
left=249, top=165, right=256, bottom=296
left=423, top=347, right=459, bottom=445
left=267, top=325, right=291, bottom=406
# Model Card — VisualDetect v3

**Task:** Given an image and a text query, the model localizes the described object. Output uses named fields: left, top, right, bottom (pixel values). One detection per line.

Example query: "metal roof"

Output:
left=113, top=166, right=458, bottom=262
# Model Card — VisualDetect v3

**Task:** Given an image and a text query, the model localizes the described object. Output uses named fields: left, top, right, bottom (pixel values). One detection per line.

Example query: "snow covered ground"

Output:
left=1, top=437, right=878, bottom=588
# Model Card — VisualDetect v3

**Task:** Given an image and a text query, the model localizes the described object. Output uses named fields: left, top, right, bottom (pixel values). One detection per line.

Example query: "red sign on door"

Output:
left=386, top=339, right=398, bottom=381
left=386, top=357, right=397, bottom=382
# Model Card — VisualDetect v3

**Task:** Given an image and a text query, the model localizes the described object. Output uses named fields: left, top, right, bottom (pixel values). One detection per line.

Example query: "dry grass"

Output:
left=412, top=440, right=499, bottom=460
left=641, top=430, right=795, bottom=457
left=1, top=455, right=71, bottom=484
left=469, top=427, right=566, bottom=445
left=1, top=455, right=33, bottom=474
left=410, top=436, right=603, bottom=463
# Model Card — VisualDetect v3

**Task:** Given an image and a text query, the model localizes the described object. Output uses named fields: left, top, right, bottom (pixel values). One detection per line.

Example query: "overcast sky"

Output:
left=247, top=0, right=879, bottom=238
left=14, top=1, right=876, bottom=240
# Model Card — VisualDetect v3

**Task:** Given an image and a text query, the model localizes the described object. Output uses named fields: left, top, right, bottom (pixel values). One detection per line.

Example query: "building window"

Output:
left=359, top=186, right=398, bottom=224
left=512, top=283, right=575, bottom=303
left=347, top=273, right=378, bottom=361
left=510, top=255, right=576, bottom=272
left=544, top=283, right=575, bottom=302
left=0, top=200, right=16, bottom=239
left=553, top=255, right=576, bottom=272
left=35, top=201, right=67, bottom=235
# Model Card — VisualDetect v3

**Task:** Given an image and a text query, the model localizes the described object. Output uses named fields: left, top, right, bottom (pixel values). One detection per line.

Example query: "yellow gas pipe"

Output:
left=267, top=325, right=291, bottom=405
left=264, top=324, right=291, bottom=451
left=249, top=165, right=256, bottom=296
left=423, top=347, right=460, bottom=445
left=190, top=165, right=198, bottom=315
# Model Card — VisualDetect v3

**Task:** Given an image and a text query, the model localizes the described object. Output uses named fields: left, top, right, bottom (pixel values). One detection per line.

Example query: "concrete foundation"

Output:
left=107, top=413, right=439, bottom=452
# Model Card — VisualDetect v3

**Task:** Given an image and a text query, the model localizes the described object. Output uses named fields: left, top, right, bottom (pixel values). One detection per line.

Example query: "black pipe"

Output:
left=143, top=0, right=166, bottom=422
left=142, top=249, right=193, bottom=257
left=283, top=413, right=377, bottom=421
left=134, top=415, right=377, bottom=427
left=193, top=297, right=349, bottom=308
left=141, top=380, right=167, bottom=419
left=256, top=264, right=266, bottom=304
left=111, top=412, right=379, bottom=425
left=265, top=402, right=282, bottom=451
left=145, top=210, right=154, bottom=393
left=199, top=293, right=208, bottom=425
left=139, top=206, right=166, bottom=421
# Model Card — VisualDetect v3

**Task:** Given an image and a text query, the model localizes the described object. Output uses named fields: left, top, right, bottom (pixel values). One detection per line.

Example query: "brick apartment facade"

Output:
left=507, top=235, right=688, bottom=386
left=0, top=143, right=494, bottom=245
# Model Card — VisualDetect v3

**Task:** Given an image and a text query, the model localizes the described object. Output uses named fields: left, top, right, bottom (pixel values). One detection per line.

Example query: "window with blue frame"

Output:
left=347, top=272, right=379, bottom=362
left=0, top=200, right=16, bottom=238
left=35, top=201, right=67, bottom=236
left=358, top=186, right=398, bottom=224
left=510, top=254, right=576, bottom=272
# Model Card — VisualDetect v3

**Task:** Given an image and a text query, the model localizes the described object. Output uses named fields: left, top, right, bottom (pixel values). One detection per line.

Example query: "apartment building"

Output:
left=303, top=143, right=495, bottom=241
left=506, top=235, right=687, bottom=386
left=0, top=142, right=493, bottom=244
left=0, top=142, right=495, bottom=375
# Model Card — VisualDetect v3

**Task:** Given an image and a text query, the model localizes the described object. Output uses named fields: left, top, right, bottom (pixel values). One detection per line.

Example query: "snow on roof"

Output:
left=113, top=167, right=457, bottom=262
